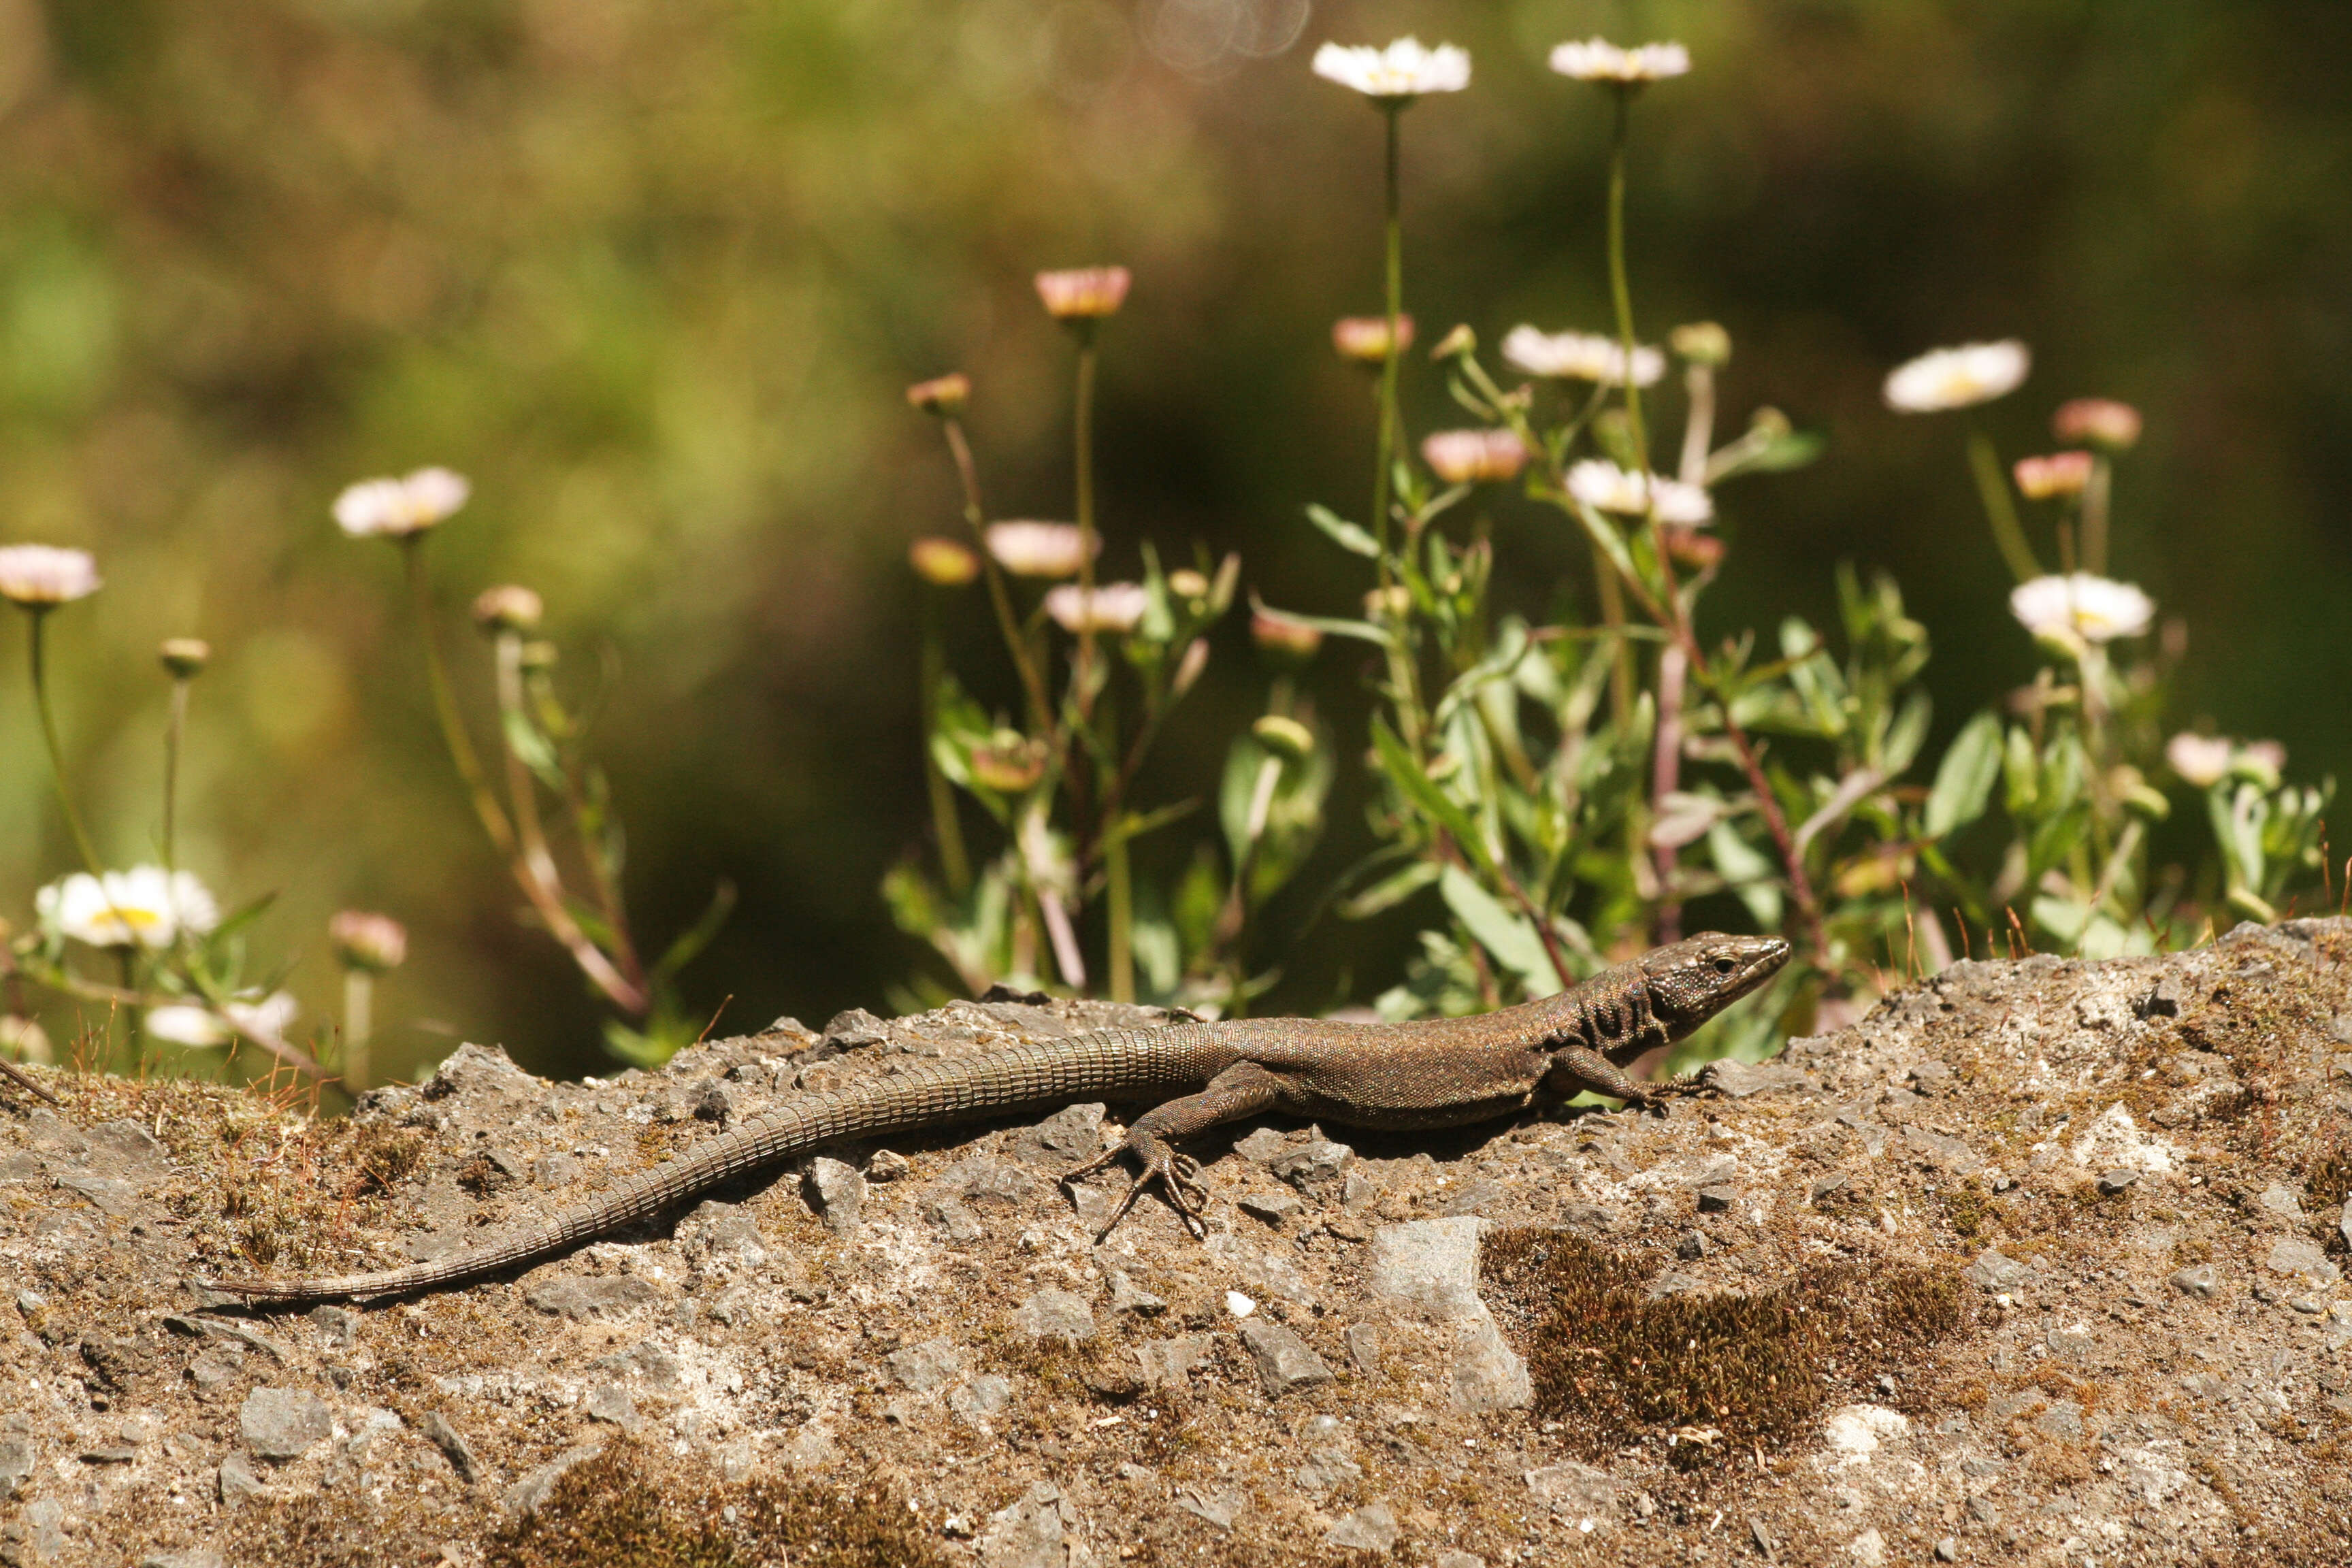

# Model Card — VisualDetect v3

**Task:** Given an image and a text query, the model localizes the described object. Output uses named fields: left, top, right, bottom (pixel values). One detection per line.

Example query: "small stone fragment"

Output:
left=1751, top=1518, right=1778, bottom=1558
left=0, top=1436, right=32, bottom=1501
left=525, top=1275, right=660, bottom=1323
left=1526, top=1460, right=1618, bottom=1526
left=585, top=1384, right=641, bottom=1431
left=2257, top=1183, right=2304, bottom=1220
left=140, top=1552, right=227, bottom=1568
left=506, top=1445, right=603, bottom=1516
left=218, top=1451, right=267, bottom=1504
left=1237, top=1320, right=1334, bottom=1396
left=308, top=1306, right=357, bottom=1348
left=1106, top=1270, right=1167, bottom=1318
left=979, top=1480, right=1077, bottom=1568
left=2266, top=1237, right=2341, bottom=1286
left=1703, top=1059, right=1816, bottom=1098
left=1175, top=1487, right=1244, bottom=1530
left=926, top=1195, right=983, bottom=1243
left=2096, top=1169, right=2138, bottom=1196
left=1323, top=1503, right=1399, bottom=1553
left=818, top=1008, right=890, bottom=1054
left=240, top=1386, right=332, bottom=1461
left=1240, top=1188, right=1303, bottom=1225
left=1936, top=1538, right=1960, bottom=1563
left=2170, top=1264, right=2218, bottom=1299
left=419, top=1411, right=479, bottom=1482
left=1014, top=1288, right=1096, bottom=1343
left=1450, top=1316, right=1533, bottom=1413
left=807, top=1156, right=866, bottom=1233
left=887, top=1339, right=968, bottom=1395
left=691, top=1079, right=734, bottom=1122
left=866, top=1149, right=912, bottom=1182
left=949, top=1374, right=1014, bottom=1425
left=1010, top=1102, right=1106, bottom=1166
left=1270, top=1137, right=1354, bottom=1193
left=1964, top=1249, right=2027, bottom=1292
left=1133, top=1335, right=1211, bottom=1389
left=1695, top=1185, right=1737, bottom=1213
left=1294, top=1446, right=1363, bottom=1497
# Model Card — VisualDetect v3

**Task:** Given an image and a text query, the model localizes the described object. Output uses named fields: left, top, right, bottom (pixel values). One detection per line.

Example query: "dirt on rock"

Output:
left=3, top=923, right=2351, bottom=1566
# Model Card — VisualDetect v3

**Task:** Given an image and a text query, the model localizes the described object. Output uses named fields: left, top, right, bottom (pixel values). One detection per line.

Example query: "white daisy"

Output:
left=1034, top=267, right=1132, bottom=321
left=333, top=467, right=472, bottom=538
left=145, top=1006, right=232, bottom=1048
left=1549, top=39, right=1691, bottom=84
left=37, top=866, right=221, bottom=950
left=1566, top=460, right=1714, bottom=524
left=983, top=522, right=1097, bottom=580
left=1421, top=430, right=1530, bottom=485
left=1312, top=38, right=1471, bottom=101
left=2163, top=734, right=2234, bottom=789
left=329, top=910, right=409, bottom=973
left=2008, top=573, right=2153, bottom=643
left=1043, top=582, right=1150, bottom=636
left=1501, top=326, right=1664, bottom=388
left=0, top=545, right=101, bottom=607
left=1883, top=341, right=2030, bottom=413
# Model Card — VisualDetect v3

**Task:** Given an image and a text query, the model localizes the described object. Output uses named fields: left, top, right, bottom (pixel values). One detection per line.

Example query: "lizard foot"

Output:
left=1061, top=1146, right=1209, bottom=1241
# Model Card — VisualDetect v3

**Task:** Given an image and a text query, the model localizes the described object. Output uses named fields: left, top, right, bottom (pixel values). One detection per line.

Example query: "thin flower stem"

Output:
left=1678, top=363, right=1716, bottom=487
left=27, top=610, right=103, bottom=876
left=342, top=968, right=372, bottom=1092
left=941, top=418, right=1053, bottom=734
left=1374, top=104, right=1403, bottom=580
left=1966, top=427, right=2041, bottom=583
left=1607, top=91, right=1649, bottom=472
left=493, top=632, right=565, bottom=900
left=2082, top=455, right=2112, bottom=576
left=162, top=676, right=190, bottom=872
left=920, top=608, right=973, bottom=896
left=1105, top=831, right=1134, bottom=1003
left=1073, top=332, right=1101, bottom=720
left=1652, top=640, right=1688, bottom=944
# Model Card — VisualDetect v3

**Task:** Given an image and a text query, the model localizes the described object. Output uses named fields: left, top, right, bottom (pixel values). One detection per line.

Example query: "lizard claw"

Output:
left=1062, top=1145, right=1210, bottom=1241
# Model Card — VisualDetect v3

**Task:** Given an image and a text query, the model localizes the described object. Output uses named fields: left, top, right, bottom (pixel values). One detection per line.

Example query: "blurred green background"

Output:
left=3, top=0, right=2346, bottom=1081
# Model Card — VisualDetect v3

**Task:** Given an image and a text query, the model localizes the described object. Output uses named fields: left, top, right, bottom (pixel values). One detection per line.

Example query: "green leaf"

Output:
left=1565, top=498, right=1639, bottom=592
left=1247, top=594, right=1395, bottom=651
left=1707, top=819, right=1783, bottom=931
left=1746, top=430, right=1827, bottom=472
left=1439, top=865, right=1563, bottom=996
left=500, top=705, right=563, bottom=783
left=1924, top=711, right=2003, bottom=837
left=1336, top=858, right=1440, bottom=920
left=1882, top=690, right=1933, bottom=778
left=1305, top=503, right=1381, bottom=559
left=651, top=879, right=736, bottom=983
left=1371, top=716, right=1495, bottom=877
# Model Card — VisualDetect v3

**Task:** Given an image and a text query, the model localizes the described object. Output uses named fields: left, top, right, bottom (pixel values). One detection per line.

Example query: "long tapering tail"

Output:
left=193, top=1028, right=1209, bottom=1305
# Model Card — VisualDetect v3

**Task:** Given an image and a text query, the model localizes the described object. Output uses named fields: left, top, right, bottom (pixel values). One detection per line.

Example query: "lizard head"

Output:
left=1639, top=932, right=1791, bottom=1038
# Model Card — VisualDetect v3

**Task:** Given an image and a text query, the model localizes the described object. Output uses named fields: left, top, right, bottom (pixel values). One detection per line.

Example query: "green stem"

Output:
left=2082, top=454, right=2112, bottom=577
left=1105, top=830, right=1134, bottom=1004
left=1373, top=105, right=1403, bottom=581
left=404, top=539, right=517, bottom=860
left=28, top=610, right=103, bottom=875
left=920, top=611, right=973, bottom=896
left=163, top=677, right=189, bottom=872
left=1967, top=427, right=2041, bottom=584
left=1073, top=332, right=1100, bottom=719
left=1607, top=91, right=1648, bottom=473
left=343, top=968, right=372, bottom=1092
left=942, top=417, right=1054, bottom=735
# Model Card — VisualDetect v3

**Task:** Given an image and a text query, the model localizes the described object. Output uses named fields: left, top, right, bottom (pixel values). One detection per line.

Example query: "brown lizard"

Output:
left=192, top=932, right=1788, bottom=1304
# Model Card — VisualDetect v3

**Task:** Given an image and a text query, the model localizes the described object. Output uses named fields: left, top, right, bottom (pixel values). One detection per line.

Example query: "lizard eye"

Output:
left=1712, top=958, right=1735, bottom=975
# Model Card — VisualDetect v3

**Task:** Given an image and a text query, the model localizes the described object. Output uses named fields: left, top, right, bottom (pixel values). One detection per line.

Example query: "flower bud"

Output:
left=970, top=731, right=1047, bottom=794
left=906, top=372, right=971, bottom=415
left=519, top=640, right=559, bottom=672
left=1252, top=611, right=1323, bottom=664
left=1252, top=715, right=1316, bottom=762
left=1669, top=321, right=1731, bottom=368
left=2164, top=732, right=2232, bottom=789
left=1662, top=526, right=1725, bottom=574
left=2012, top=452, right=2093, bottom=500
left=1034, top=267, right=1131, bottom=321
left=1333, top=314, right=1414, bottom=365
left=1421, top=429, right=1530, bottom=485
left=1171, top=638, right=1211, bottom=697
left=159, top=638, right=211, bottom=678
left=1362, top=585, right=1413, bottom=621
left=472, top=585, right=544, bottom=636
left=1748, top=406, right=1792, bottom=440
left=1167, top=568, right=1209, bottom=601
left=329, top=909, right=408, bottom=973
left=909, top=537, right=981, bottom=587
left=1431, top=323, right=1477, bottom=361
left=2052, top=397, right=2141, bottom=452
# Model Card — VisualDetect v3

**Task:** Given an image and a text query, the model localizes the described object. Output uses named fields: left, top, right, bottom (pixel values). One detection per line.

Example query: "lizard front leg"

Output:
left=1062, top=1061, right=1294, bottom=1239
left=1544, top=1043, right=1669, bottom=1114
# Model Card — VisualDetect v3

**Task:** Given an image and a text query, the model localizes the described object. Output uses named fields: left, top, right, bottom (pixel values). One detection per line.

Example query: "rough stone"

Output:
left=979, top=1481, right=1078, bottom=1568
left=217, top=1451, right=267, bottom=1504
left=1269, top=1137, right=1353, bottom=1192
left=525, top=1275, right=661, bottom=1322
left=2170, top=1264, right=2219, bottom=1299
left=0, top=1438, right=33, bottom=1501
left=1239, top=1188, right=1303, bottom=1224
left=2266, top=1237, right=2341, bottom=1286
left=506, top=1445, right=603, bottom=1516
left=1965, top=1249, right=2028, bottom=1292
left=240, top=1386, right=332, bottom=1461
left=1450, top=1316, right=1533, bottom=1413
left=1134, top=1336, right=1211, bottom=1389
left=1013, top=1288, right=1096, bottom=1343
left=886, top=1338, right=968, bottom=1395
left=419, top=1411, right=478, bottom=1482
left=1365, top=1218, right=1488, bottom=1322
left=1106, top=1270, right=1167, bottom=1317
left=1237, top=1320, right=1334, bottom=1395
left=2096, top=1168, right=2140, bottom=1196
left=1009, top=1102, right=1105, bottom=1166
left=1526, top=1460, right=1618, bottom=1527
left=1323, top=1503, right=1399, bottom=1552
left=807, top=1156, right=866, bottom=1233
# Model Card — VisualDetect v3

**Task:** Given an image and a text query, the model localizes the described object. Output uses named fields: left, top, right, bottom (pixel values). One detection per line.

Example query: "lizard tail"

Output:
left=190, top=1028, right=1207, bottom=1305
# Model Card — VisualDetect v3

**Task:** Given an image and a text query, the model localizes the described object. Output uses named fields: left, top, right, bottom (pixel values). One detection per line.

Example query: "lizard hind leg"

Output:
left=1064, top=1132, right=1211, bottom=1241
left=1060, top=1060, right=1296, bottom=1241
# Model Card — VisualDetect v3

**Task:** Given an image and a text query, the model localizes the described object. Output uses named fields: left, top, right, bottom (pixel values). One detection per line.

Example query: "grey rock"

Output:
left=532, top=1152, right=580, bottom=1188
left=1010, top=1102, right=1106, bottom=1166
left=1240, top=1188, right=1303, bottom=1225
left=218, top=1451, right=267, bottom=1504
left=956, top=1159, right=1036, bottom=1209
left=1232, top=1127, right=1293, bottom=1164
left=1526, top=1460, right=1618, bottom=1526
left=926, top=1195, right=984, bottom=1243
left=1676, top=1228, right=1712, bottom=1260
left=2266, top=1237, right=2341, bottom=1285
left=1106, top=1270, right=1167, bottom=1318
left=2136, top=976, right=2184, bottom=1019
left=1013, top=1288, right=1096, bottom=1343
left=979, top=1480, right=1077, bottom=1568
left=419, top=1411, right=479, bottom=1482
left=3, top=1499, right=65, bottom=1561
left=1558, top=1201, right=1618, bottom=1234
left=1646, top=1269, right=1707, bottom=1298
left=2257, top=1183, right=2304, bottom=1220
left=139, top=1552, right=226, bottom=1568
left=690, top=1078, right=735, bottom=1122
left=0, top=1437, right=33, bottom=1501
left=1751, top=1518, right=1777, bottom=1558
left=1450, top=1316, right=1533, bottom=1413
left=1810, top=1172, right=1850, bottom=1202
left=1231, top=1246, right=1318, bottom=1307
left=1695, top=1184, right=1737, bottom=1213
left=949, top=1374, right=1014, bottom=1424
left=1237, top=1320, right=1334, bottom=1395
left=1936, top=1538, right=1959, bottom=1563
left=1365, top=1218, right=1488, bottom=1322
left=886, top=1338, right=968, bottom=1395
left=818, top=1007, right=890, bottom=1055
left=1175, top=1486, right=1244, bottom=1530
left=1439, top=1179, right=1508, bottom=1218
left=240, top=1386, right=332, bottom=1460
left=676, top=1200, right=770, bottom=1270
left=1323, top=1503, right=1399, bottom=1553
left=1294, top=1446, right=1362, bottom=1497
left=2096, top=1169, right=2139, bottom=1196
left=525, top=1275, right=660, bottom=1322
left=1965, top=1249, right=2028, bottom=1292
left=1435, top=1554, right=1488, bottom=1568
left=2034, top=1399, right=2083, bottom=1439
left=2341, top=1199, right=2352, bottom=1252
left=1701, top=1059, right=1816, bottom=1097
left=1269, top=1138, right=1354, bottom=1193
left=1134, top=1335, right=1211, bottom=1389
left=308, top=1306, right=357, bottom=1348
left=585, top=1384, right=641, bottom=1431
left=807, top=1156, right=866, bottom=1233
left=2170, top=1264, right=2219, bottom=1299
left=506, top=1444, right=603, bottom=1516
left=1344, top=1323, right=1383, bottom=1375
left=865, top=1149, right=913, bottom=1183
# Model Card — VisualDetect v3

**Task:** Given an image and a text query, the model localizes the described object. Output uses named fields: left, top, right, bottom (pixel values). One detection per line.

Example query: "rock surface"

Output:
left=0, top=931, right=2349, bottom=1562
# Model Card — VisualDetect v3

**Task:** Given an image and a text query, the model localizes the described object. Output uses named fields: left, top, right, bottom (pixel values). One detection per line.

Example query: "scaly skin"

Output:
left=193, top=932, right=1788, bottom=1305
